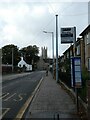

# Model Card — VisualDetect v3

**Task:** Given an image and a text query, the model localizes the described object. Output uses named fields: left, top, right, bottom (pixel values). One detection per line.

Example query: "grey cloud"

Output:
left=0, top=1, right=88, bottom=57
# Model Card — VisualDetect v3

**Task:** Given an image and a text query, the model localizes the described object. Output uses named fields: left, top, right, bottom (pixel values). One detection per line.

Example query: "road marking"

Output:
left=14, top=94, right=26, bottom=101
left=4, top=93, right=16, bottom=101
left=0, top=93, right=9, bottom=100
left=1, top=93, right=27, bottom=102
left=14, top=77, right=43, bottom=120
left=0, top=93, right=5, bottom=97
left=2, top=108, right=10, bottom=118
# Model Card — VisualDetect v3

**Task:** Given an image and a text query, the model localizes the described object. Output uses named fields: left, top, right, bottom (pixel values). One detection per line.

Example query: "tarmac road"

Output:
left=2, top=71, right=45, bottom=119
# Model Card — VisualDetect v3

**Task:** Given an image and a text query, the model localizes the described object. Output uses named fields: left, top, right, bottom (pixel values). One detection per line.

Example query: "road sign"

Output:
left=61, top=27, right=76, bottom=43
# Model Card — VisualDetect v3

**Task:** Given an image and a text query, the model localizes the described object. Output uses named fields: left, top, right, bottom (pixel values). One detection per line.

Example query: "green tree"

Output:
left=58, top=58, right=71, bottom=87
left=19, top=45, right=39, bottom=64
left=2, top=44, right=20, bottom=66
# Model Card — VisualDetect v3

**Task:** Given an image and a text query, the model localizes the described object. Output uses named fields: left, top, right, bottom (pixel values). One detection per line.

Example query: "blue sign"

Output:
left=71, top=57, right=82, bottom=88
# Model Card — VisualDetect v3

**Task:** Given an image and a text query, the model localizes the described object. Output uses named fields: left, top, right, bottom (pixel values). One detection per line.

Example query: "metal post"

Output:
left=73, top=27, right=76, bottom=57
left=56, top=15, right=59, bottom=83
left=73, top=27, right=79, bottom=112
left=52, top=32, right=54, bottom=78
left=43, top=31, right=54, bottom=78
left=12, top=48, right=14, bottom=73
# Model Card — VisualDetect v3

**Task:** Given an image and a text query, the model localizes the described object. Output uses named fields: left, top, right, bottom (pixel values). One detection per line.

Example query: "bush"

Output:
left=78, top=67, right=90, bottom=103
left=59, top=71, right=71, bottom=88
left=58, top=58, right=71, bottom=88
left=82, top=67, right=90, bottom=82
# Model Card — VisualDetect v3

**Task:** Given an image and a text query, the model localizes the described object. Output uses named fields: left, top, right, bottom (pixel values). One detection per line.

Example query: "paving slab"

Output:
left=25, top=72, right=80, bottom=119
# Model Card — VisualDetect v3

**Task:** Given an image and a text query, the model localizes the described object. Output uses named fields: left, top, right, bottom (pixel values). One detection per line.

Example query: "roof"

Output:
left=63, top=44, right=73, bottom=54
left=18, top=57, right=27, bottom=67
left=79, top=24, right=90, bottom=36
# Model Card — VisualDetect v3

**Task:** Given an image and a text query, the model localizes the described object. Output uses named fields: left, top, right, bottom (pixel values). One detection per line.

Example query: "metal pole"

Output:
left=73, top=27, right=79, bottom=112
left=56, top=15, right=59, bottom=83
left=43, top=31, right=54, bottom=78
left=73, top=27, right=76, bottom=57
left=12, top=48, right=14, bottom=73
left=52, top=32, right=54, bottom=78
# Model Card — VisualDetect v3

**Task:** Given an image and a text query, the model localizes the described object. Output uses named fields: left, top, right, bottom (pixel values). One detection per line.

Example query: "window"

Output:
left=19, top=64, right=21, bottom=67
left=70, top=50, right=73, bottom=57
left=87, top=32, right=90, bottom=44
left=76, top=45, right=80, bottom=55
left=67, top=52, right=69, bottom=58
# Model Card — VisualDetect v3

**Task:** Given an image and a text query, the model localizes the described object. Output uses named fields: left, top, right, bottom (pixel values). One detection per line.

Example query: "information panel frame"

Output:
left=71, top=57, right=82, bottom=88
left=61, top=27, right=76, bottom=44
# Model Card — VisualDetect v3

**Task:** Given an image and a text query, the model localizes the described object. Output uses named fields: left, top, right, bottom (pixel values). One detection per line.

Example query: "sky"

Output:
left=0, top=0, right=89, bottom=57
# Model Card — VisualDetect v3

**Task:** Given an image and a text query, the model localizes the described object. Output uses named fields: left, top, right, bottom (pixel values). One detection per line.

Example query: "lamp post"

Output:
left=56, top=15, right=59, bottom=83
left=43, top=31, right=54, bottom=78
left=12, top=48, right=14, bottom=73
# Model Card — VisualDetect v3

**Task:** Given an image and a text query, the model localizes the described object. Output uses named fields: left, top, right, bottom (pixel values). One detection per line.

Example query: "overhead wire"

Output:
left=30, top=2, right=74, bottom=50
left=28, top=2, right=87, bottom=52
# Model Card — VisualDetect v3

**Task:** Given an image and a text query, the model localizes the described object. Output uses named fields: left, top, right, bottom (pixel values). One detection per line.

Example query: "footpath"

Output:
left=25, top=72, right=80, bottom=119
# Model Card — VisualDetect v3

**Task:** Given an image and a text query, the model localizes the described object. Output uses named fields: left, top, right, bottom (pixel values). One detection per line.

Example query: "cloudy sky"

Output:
left=0, top=0, right=89, bottom=57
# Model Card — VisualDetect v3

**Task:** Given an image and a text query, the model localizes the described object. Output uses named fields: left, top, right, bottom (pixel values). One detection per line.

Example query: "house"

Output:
left=18, top=57, right=32, bottom=71
left=79, top=25, right=90, bottom=72
left=75, top=37, right=85, bottom=70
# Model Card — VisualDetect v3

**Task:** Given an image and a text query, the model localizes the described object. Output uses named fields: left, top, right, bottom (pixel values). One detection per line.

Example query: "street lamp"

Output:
left=43, top=31, right=54, bottom=78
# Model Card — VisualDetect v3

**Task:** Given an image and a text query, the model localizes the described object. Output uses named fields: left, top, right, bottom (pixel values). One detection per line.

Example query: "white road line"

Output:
left=0, top=93, right=6, bottom=97
left=0, top=93, right=9, bottom=100
left=14, top=94, right=26, bottom=102
left=2, top=108, right=10, bottom=118
left=4, top=93, right=16, bottom=101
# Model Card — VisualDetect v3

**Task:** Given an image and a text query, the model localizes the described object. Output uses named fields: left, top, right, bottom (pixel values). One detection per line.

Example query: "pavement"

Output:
left=25, top=71, right=80, bottom=119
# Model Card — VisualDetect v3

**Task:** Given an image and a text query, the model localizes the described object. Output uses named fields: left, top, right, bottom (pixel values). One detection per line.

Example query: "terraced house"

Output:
left=80, top=25, right=90, bottom=73
left=60, top=25, right=90, bottom=74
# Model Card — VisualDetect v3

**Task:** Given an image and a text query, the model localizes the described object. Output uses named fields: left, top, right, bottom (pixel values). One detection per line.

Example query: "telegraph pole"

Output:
left=12, top=48, right=14, bottom=73
left=56, top=15, right=59, bottom=83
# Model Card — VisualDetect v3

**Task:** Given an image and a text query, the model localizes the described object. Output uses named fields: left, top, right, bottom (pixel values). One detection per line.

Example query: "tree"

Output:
left=2, top=44, right=20, bottom=66
left=19, top=45, right=39, bottom=64
left=58, top=58, right=71, bottom=87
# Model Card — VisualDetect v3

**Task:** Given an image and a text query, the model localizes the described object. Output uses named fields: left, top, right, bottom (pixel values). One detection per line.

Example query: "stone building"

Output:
left=37, top=57, right=49, bottom=70
left=41, top=47, right=47, bottom=59
left=80, top=25, right=90, bottom=72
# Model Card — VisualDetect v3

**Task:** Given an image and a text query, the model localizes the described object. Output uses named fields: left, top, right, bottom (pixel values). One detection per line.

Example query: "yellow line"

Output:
left=4, top=93, right=16, bottom=101
left=14, top=77, right=43, bottom=119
